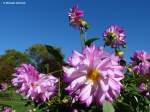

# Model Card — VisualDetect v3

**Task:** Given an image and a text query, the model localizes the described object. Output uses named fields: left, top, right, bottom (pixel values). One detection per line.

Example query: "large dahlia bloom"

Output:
left=12, top=64, right=58, bottom=103
left=68, top=5, right=84, bottom=29
left=103, top=25, right=126, bottom=48
left=130, top=51, right=150, bottom=75
left=64, top=45, right=124, bottom=106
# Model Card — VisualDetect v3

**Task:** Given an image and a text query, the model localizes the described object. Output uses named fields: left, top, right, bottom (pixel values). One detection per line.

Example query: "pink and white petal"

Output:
left=96, top=58, right=110, bottom=70
left=65, top=76, right=86, bottom=91
left=106, top=92, right=113, bottom=102
left=63, top=67, right=76, bottom=77
left=79, top=82, right=92, bottom=101
left=99, top=80, right=109, bottom=92
left=107, top=69, right=115, bottom=78
left=98, top=93, right=106, bottom=104
left=69, top=50, right=83, bottom=66
left=108, top=78, right=121, bottom=91
left=64, top=68, right=85, bottom=82
left=85, top=96, right=93, bottom=107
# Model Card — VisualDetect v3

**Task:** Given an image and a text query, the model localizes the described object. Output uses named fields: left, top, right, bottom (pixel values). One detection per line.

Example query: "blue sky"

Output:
left=0, top=0, right=150, bottom=60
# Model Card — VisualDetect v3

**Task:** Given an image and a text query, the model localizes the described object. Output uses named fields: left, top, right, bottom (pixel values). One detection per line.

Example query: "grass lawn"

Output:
left=0, top=89, right=30, bottom=112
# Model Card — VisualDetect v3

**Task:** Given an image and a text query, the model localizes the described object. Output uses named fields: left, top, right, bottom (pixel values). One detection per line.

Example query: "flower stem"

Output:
left=58, top=77, right=61, bottom=103
left=49, top=69, right=63, bottom=75
left=80, top=30, right=86, bottom=48
left=80, top=32, right=84, bottom=48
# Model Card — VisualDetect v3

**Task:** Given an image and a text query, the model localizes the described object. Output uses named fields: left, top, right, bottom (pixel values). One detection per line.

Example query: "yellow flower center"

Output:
left=87, top=69, right=100, bottom=82
left=108, top=32, right=117, bottom=40
left=112, top=32, right=117, bottom=37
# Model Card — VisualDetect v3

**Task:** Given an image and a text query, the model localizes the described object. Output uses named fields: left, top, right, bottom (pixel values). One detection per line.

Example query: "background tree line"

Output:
left=0, top=44, right=64, bottom=83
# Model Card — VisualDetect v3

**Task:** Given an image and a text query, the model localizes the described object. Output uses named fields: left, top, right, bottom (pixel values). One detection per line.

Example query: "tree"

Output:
left=25, top=44, right=64, bottom=77
left=0, top=49, right=30, bottom=83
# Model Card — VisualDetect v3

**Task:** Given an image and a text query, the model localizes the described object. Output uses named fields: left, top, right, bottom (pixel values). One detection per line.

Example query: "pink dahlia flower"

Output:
left=2, top=107, right=13, bottom=112
left=64, top=45, right=124, bottom=106
left=138, top=83, right=150, bottom=99
left=130, top=51, right=150, bottom=75
left=12, top=64, right=58, bottom=103
left=103, top=25, right=126, bottom=48
left=0, top=82, right=8, bottom=92
left=138, top=83, right=147, bottom=93
left=68, top=5, right=84, bottom=29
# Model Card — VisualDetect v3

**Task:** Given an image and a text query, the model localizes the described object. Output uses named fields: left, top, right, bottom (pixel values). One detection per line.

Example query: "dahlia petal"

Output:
left=99, top=93, right=106, bottom=104
left=100, top=71, right=108, bottom=79
left=108, top=78, right=121, bottom=91
left=85, top=96, right=93, bottom=107
left=63, top=67, right=76, bottom=77
left=96, top=58, right=110, bottom=69
left=68, top=50, right=83, bottom=66
left=106, top=92, right=113, bottom=102
left=63, top=67, right=85, bottom=82
left=37, top=86, right=41, bottom=94
left=99, top=80, right=109, bottom=92
left=79, top=82, right=92, bottom=101
left=70, top=76, right=86, bottom=88
left=107, top=70, right=115, bottom=78
left=65, top=76, right=86, bottom=92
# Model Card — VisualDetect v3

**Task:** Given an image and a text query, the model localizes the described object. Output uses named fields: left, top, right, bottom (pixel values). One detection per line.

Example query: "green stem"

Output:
left=83, top=31, right=87, bottom=44
left=80, top=32, right=84, bottom=48
left=47, top=65, right=49, bottom=74
left=49, top=69, right=63, bottom=75
left=58, top=77, right=61, bottom=103
left=80, top=30, right=86, bottom=48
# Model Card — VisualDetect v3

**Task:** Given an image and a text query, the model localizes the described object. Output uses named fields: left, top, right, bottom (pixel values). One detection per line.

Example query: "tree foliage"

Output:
left=0, top=49, right=30, bottom=83
left=25, top=44, right=64, bottom=76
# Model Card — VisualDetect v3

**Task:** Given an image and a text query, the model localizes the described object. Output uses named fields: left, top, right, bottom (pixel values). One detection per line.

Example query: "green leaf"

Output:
left=115, top=102, right=132, bottom=112
left=103, top=101, right=115, bottom=112
left=84, top=38, right=99, bottom=46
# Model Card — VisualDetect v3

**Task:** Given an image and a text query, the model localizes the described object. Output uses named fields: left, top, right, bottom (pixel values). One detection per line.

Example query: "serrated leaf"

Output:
left=85, top=38, right=99, bottom=46
left=103, top=101, right=115, bottom=112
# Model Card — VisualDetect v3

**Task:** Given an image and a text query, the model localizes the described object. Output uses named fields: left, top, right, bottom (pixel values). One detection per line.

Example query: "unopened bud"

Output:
left=122, top=44, right=127, bottom=48
left=117, top=51, right=124, bottom=57
left=115, top=48, right=124, bottom=57
left=127, top=67, right=132, bottom=72
left=81, top=20, right=87, bottom=26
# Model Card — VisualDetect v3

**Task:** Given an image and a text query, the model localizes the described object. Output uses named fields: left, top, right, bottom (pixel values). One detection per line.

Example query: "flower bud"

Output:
left=80, top=19, right=87, bottom=26
left=115, top=48, right=124, bottom=57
